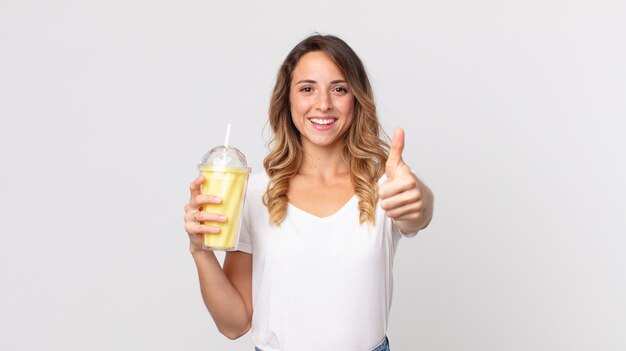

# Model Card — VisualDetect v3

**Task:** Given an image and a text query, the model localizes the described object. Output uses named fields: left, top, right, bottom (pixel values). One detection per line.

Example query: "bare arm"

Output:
left=185, top=176, right=253, bottom=339
left=191, top=249, right=252, bottom=339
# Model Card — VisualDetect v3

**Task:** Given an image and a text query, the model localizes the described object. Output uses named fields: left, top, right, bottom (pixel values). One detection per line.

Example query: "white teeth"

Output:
left=310, top=118, right=336, bottom=125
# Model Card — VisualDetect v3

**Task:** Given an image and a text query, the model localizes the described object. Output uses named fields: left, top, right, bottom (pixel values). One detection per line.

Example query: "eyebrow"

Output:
left=294, top=79, right=347, bottom=85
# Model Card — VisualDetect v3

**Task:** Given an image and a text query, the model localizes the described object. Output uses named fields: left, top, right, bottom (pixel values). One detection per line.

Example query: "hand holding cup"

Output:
left=184, top=175, right=227, bottom=253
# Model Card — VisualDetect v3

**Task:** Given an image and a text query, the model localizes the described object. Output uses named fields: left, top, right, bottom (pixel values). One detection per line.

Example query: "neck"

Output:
left=298, top=140, right=350, bottom=179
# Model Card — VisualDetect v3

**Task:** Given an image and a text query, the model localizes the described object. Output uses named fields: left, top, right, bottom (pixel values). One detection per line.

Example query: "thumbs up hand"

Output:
left=379, top=128, right=433, bottom=234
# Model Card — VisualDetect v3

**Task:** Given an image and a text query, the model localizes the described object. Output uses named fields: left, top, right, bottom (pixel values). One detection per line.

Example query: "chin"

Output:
left=310, top=137, right=343, bottom=148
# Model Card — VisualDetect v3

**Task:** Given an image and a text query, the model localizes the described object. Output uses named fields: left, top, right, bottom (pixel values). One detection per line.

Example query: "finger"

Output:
left=378, top=171, right=418, bottom=199
left=193, top=211, right=228, bottom=223
left=392, top=210, right=424, bottom=222
left=192, top=194, right=223, bottom=208
left=380, top=190, right=421, bottom=212
left=385, top=201, right=424, bottom=221
left=184, top=209, right=195, bottom=222
left=386, top=128, right=405, bottom=179
left=189, top=176, right=205, bottom=201
left=185, top=222, right=221, bottom=235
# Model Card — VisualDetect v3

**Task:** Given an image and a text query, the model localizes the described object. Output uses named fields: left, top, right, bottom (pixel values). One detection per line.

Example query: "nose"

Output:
left=315, top=92, right=333, bottom=112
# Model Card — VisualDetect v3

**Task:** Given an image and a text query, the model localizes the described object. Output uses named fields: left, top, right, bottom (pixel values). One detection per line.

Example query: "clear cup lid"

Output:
left=198, top=145, right=249, bottom=169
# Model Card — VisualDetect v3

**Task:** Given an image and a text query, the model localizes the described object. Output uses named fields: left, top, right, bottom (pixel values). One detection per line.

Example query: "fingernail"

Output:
left=213, top=196, right=222, bottom=203
left=218, top=215, right=227, bottom=222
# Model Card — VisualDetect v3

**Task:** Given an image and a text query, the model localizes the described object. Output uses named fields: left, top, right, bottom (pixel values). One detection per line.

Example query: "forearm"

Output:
left=191, top=249, right=251, bottom=339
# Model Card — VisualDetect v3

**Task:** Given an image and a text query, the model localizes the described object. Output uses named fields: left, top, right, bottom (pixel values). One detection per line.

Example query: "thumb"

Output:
left=386, top=128, right=405, bottom=179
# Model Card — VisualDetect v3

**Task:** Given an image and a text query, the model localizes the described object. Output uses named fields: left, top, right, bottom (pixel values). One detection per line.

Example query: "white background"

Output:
left=1, top=1, right=625, bottom=350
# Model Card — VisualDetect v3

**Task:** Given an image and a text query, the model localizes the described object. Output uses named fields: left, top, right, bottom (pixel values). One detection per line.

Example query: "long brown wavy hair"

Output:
left=263, top=34, right=389, bottom=225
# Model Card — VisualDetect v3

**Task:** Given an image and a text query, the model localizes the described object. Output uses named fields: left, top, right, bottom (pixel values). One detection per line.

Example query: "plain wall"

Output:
left=1, top=0, right=625, bottom=350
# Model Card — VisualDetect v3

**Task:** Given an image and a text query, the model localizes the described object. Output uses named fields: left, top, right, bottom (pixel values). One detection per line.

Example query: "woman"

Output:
left=184, top=34, right=434, bottom=351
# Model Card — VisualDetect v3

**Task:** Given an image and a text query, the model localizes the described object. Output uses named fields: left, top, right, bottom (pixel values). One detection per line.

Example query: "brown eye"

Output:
left=300, top=86, right=313, bottom=93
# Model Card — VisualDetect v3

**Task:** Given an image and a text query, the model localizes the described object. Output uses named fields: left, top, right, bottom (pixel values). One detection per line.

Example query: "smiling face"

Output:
left=289, top=51, right=355, bottom=151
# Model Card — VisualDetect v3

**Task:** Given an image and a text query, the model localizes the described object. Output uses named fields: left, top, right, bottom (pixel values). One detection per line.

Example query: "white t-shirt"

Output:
left=237, top=173, right=416, bottom=351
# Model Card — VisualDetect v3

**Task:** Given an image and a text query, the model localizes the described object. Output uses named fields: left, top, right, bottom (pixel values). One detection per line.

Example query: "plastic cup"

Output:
left=197, top=145, right=250, bottom=251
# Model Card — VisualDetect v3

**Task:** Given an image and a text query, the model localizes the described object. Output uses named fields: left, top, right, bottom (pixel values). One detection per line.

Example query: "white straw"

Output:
left=224, top=123, right=231, bottom=147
